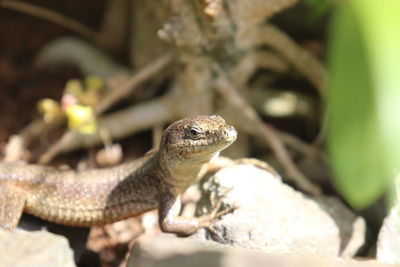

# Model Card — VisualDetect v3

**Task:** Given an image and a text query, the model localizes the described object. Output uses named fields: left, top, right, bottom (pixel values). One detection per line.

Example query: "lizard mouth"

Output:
left=171, top=126, right=237, bottom=161
left=192, top=125, right=237, bottom=153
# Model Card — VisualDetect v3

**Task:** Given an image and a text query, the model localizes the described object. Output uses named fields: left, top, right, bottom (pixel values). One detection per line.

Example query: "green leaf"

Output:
left=327, top=0, right=400, bottom=208
left=304, top=0, right=330, bottom=18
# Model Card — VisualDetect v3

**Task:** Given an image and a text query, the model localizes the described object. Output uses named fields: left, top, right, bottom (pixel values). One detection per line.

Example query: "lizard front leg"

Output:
left=158, top=193, right=234, bottom=235
left=0, top=183, right=26, bottom=231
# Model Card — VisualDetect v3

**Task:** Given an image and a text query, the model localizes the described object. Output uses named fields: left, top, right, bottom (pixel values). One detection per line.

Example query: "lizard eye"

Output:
left=189, top=127, right=201, bottom=136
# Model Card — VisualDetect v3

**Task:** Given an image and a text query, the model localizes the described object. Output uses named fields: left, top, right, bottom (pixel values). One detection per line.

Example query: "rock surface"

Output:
left=0, top=229, right=75, bottom=267
left=17, top=213, right=89, bottom=262
left=192, top=164, right=365, bottom=257
left=315, top=196, right=366, bottom=258
left=128, top=236, right=389, bottom=267
left=377, top=204, right=400, bottom=264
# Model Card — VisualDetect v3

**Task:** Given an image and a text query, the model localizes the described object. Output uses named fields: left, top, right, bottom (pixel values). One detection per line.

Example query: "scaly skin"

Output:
left=0, top=115, right=237, bottom=235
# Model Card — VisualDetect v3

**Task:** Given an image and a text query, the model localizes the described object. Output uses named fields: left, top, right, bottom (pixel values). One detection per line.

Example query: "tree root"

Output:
left=1, top=0, right=98, bottom=41
left=254, top=24, right=327, bottom=95
left=213, top=63, right=322, bottom=196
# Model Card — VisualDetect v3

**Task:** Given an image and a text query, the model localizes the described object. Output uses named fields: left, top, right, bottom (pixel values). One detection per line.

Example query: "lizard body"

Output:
left=0, top=115, right=237, bottom=234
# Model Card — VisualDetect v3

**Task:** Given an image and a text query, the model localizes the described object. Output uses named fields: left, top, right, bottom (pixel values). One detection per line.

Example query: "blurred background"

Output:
left=0, top=0, right=399, bottom=266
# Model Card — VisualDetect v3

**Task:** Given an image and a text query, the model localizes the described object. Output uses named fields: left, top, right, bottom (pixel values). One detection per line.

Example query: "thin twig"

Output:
left=1, top=0, right=98, bottom=41
left=213, top=63, right=321, bottom=196
left=255, top=24, right=327, bottom=96
left=95, top=53, right=173, bottom=115
left=2, top=115, right=67, bottom=162
left=39, top=94, right=177, bottom=164
left=276, top=130, right=311, bottom=156
left=303, top=110, right=329, bottom=164
left=37, top=54, right=174, bottom=163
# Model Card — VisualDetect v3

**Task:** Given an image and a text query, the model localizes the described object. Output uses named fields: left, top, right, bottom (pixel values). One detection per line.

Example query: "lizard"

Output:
left=0, top=115, right=237, bottom=235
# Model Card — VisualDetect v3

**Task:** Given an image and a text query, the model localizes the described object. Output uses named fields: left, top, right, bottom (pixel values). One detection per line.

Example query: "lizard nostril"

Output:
left=224, top=127, right=237, bottom=141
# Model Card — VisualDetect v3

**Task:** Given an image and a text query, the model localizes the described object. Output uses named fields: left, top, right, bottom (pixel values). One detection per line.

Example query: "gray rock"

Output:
left=0, top=229, right=75, bottom=267
left=377, top=177, right=400, bottom=264
left=376, top=204, right=400, bottom=264
left=315, top=196, right=366, bottom=257
left=17, top=213, right=89, bottom=262
left=128, top=236, right=390, bottom=267
left=192, top=164, right=365, bottom=257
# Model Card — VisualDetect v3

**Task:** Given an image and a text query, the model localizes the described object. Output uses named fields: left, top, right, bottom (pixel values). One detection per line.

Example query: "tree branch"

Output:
left=1, top=0, right=98, bottom=41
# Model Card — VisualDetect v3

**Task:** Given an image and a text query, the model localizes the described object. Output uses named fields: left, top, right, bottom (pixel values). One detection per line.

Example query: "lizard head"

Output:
left=158, top=115, right=236, bottom=193
left=160, top=115, right=237, bottom=164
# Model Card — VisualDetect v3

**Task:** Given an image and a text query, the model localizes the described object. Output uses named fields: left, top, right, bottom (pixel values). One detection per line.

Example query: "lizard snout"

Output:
left=223, top=126, right=237, bottom=142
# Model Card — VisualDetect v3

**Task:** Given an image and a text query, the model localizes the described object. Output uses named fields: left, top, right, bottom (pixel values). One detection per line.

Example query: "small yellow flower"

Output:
left=64, top=79, right=83, bottom=97
left=37, top=98, right=63, bottom=124
left=65, top=105, right=97, bottom=134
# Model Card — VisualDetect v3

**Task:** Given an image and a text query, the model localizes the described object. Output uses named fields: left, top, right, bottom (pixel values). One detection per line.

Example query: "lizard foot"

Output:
left=198, top=189, right=237, bottom=228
